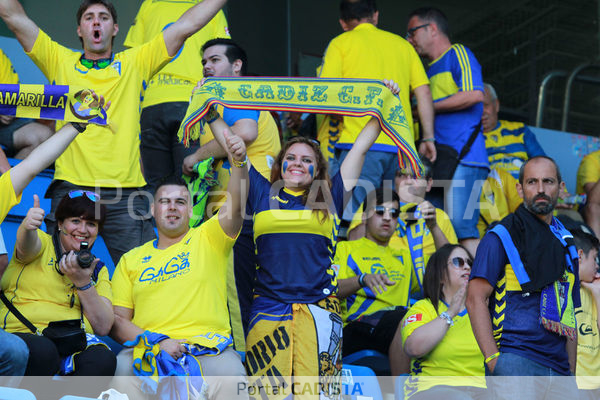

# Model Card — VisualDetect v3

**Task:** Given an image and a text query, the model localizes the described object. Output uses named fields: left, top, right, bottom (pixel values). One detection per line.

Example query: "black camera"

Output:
left=76, top=242, right=95, bottom=269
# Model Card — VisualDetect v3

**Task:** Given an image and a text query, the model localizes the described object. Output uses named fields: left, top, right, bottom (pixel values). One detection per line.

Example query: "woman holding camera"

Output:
left=0, top=190, right=116, bottom=377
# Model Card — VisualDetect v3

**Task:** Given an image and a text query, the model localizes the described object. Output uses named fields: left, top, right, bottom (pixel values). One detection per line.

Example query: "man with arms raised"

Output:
left=0, top=0, right=227, bottom=264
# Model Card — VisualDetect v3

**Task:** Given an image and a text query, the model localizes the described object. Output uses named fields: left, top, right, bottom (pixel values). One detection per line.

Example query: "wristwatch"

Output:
left=439, top=311, right=454, bottom=326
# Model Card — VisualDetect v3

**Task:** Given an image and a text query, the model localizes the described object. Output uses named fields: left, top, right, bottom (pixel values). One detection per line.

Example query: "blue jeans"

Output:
left=445, top=164, right=488, bottom=240
left=330, top=149, right=398, bottom=221
left=486, top=352, right=577, bottom=400
left=0, top=328, right=28, bottom=386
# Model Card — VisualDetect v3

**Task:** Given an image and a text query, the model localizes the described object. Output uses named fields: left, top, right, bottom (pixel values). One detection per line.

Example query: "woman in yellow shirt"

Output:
left=401, top=244, right=486, bottom=399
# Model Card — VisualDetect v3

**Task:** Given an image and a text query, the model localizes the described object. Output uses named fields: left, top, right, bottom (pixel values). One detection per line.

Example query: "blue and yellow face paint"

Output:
left=308, top=164, right=314, bottom=179
left=282, top=161, right=289, bottom=175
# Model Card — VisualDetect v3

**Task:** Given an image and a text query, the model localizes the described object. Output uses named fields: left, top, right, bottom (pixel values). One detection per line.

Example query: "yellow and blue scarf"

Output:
left=178, top=77, right=423, bottom=176
left=0, top=84, right=108, bottom=125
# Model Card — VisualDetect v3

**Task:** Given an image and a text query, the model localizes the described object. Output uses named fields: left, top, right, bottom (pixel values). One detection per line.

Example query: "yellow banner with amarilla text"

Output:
left=0, top=84, right=107, bottom=125
left=178, top=77, right=423, bottom=176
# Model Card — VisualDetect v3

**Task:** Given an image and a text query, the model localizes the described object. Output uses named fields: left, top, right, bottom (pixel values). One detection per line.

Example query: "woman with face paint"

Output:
left=242, top=81, right=399, bottom=388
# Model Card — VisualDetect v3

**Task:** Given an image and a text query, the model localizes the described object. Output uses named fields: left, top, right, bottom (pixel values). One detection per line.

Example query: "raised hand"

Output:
left=223, top=128, right=247, bottom=164
left=23, top=194, right=44, bottom=231
left=383, top=79, right=400, bottom=95
left=447, top=280, right=468, bottom=318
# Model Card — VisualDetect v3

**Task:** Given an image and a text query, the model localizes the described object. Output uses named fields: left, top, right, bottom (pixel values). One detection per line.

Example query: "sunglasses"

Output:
left=449, top=257, right=473, bottom=268
left=406, top=23, right=430, bottom=39
left=373, top=205, right=400, bottom=219
left=68, top=190, right=100, bottom=202
left=80, top=56, right=112, bottom=69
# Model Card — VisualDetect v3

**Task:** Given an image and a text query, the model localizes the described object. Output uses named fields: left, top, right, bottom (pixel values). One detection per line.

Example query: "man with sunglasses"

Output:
left=467, top=156, right=580, bottom=399
left=0, top=0, right=228, bottom=265
left=407, top=7, right=489, bottom=258
left=349, top=156, right=458, bottom=297
left=334, top=188, right=417, bottom=375
left=319, top=0, right=435, bottom=227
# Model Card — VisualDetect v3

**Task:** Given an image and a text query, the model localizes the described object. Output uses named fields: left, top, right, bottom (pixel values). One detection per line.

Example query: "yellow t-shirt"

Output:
left=203, top=108, right=281, bottom=214
left=0, top=171, right=21, bottom=223
left=478, top=168, right=522, bottom=237
left=124, top=0, right=230, bottom=108
left=334, top=237, right=416, bottom=326
left=319, top=23, right=428, bottom=151
left=0, top=230, right=112, bottom=333
left=401, top=299, right=485, bottom=397
left=112, top=215, right=237, bottom=348
left=576, top=287, right=600, bottom=389
left=0, top=49, right=19, bottom=84
left=576, top=150, right=600, bottom=195
left=27, top=30, right=172, bottom=188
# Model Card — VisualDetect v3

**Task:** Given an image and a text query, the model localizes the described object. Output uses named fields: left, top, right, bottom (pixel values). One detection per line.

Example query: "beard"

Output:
left=523, top=193, right=557, bottom=215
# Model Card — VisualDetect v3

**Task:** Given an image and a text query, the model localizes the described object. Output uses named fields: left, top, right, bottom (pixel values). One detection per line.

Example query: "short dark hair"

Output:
left=76, top=0, right=117, bottom=24
left=154, top=175, right=189, bottom=198
left=55, top=192, right=106, bottom=230
left=408, top=7, right=449, bottom=37
left=363, top=187, right=400, bottom=212
left=518, top=156, right=562, bottom=185
left=395, top=155, right=433, bottom=181
left=339, top=0, right=377, bottom=22
left=202, top=38, right=248, bottom=76
left=423, top=243, right=472, bottom=314
left=572, top=228, right=599, bottom=256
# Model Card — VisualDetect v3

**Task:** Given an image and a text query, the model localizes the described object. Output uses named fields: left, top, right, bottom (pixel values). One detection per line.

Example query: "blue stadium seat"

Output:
left=59, top=396, right=98, bottom=400
left=343, top=350, right=390, bottom=376
left=341, top=364, right=383, bottom=400
left=395, top=374, right=409, bottom=400
left=0, top=215, right=23, bottom=258
left=0, top=386, right=36, bottom=400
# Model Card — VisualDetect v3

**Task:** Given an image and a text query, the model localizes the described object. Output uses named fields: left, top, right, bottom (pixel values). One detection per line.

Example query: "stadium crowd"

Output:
left=0, top=0, right=598, bottom=399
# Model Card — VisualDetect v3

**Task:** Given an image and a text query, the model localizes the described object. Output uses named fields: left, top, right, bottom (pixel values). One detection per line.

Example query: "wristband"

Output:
left=421, top=138, right=435, bottom=143
left=231, top=155, right=248, bottom=168
left=358, top=273, right=367, bottom=288
left=71, top=122, right=87, bottom=133
left=75, top=280, right=94, bottom=291
left=485, top=352, right=500, bottom=364
left=439, top=311, right=454, bottom=326
left=204, top=106, right=220, bottom=124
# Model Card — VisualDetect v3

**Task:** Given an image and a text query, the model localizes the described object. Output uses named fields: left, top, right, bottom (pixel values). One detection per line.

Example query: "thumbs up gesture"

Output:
left=23, top=194, right=45, bottom=231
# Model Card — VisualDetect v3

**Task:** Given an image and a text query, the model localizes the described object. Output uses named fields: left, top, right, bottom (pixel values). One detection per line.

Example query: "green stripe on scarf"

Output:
left=178, top=77, right=423, bottom=176
left=182, top=158, right=218, bottom=228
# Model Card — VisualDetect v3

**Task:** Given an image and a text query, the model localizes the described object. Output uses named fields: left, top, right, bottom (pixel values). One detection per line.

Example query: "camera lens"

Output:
left=76, top=242, right=94, bottom=269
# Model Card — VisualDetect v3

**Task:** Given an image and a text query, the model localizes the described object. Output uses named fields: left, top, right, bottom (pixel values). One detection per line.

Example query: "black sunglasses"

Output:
left=373, top=205, right=400, bottom=219
left=449, top=257, right=473, bottom=268
left=406, top=23, right=430, bottom=39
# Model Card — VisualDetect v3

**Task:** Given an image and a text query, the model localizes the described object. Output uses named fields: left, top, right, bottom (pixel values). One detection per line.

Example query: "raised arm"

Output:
left=162, top=0, right=227, bottom=57
left=14, top=194, right=43, bottom=263
left=340, top=80, right=399, bottom=191
left=0, top=0, right=39, bottom=52
left=183, top=107, right=258, bottom=175
left=10, top=93, right=109, bottom=196
left=217, top=129, right=249, bottom=238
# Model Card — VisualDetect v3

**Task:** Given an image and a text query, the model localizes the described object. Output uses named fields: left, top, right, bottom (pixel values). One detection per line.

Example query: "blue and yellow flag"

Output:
left=178, top=77, right=423, bottom=176
left=0, top=84, right=107, bottom=125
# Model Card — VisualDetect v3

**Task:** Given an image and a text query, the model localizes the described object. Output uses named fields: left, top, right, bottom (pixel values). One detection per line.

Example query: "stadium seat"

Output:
left=59, top=396, right=98, bottom=400
left=341, top=364, right=383, bottom=400
left=394, top=374, right=409, bottom=400
left=0, top=386, right=36, bottom=400
left=343, top=350, right=390, bottom=376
